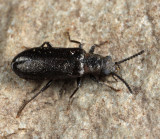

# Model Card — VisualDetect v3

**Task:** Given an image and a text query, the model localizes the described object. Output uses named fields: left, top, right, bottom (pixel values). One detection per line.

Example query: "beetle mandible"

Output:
left=11, top=33, right=144, bottom=117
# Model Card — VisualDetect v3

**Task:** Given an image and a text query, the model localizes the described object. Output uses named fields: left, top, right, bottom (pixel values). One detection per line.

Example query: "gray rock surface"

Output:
left=0, top=0, right=159, bottom=138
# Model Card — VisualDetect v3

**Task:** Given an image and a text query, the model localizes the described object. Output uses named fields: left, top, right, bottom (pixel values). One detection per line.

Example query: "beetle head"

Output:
left=101, top=56, right=120, bottom=76
left=101, top=50, right=145, bottom=94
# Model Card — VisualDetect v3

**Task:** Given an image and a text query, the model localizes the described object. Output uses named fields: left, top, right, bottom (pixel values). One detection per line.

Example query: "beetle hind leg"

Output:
left=16, top=80, right=53, bottom=118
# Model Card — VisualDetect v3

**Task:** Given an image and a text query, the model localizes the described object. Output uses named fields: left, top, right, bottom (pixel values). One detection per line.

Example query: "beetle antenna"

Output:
left=115, top=50, right=144, bottom=65
left=112, top=73, right=133, bottom=94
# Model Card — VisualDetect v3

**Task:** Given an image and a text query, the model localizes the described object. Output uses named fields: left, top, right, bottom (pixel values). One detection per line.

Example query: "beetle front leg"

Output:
left=69, top=77, right=82, bottom=99
left=89, top=41, right=109, bottom=54
left=90, top=75, right=120, bottom=92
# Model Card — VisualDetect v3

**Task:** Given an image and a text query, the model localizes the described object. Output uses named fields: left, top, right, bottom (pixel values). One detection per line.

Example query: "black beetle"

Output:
left=11, top=33, right=144, bottom=117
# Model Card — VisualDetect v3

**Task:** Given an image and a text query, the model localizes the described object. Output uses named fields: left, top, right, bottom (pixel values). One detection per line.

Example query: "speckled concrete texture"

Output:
left=0, top=0, right=159, bottom=138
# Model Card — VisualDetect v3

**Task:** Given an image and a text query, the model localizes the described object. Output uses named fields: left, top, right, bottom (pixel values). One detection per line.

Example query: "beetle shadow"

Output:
left=0, top=60, right=17, bottom=91
left=33, top=79, right=75, bottom=100
left=58, top=79, right=77, bottom=99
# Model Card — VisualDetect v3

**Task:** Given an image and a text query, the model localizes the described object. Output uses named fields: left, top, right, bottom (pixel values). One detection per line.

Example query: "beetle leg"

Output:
left=40, top=42, right=52, bottom=48
left=90, top=75, right=120, bottom=92
left=78, top=43, right=84, bottom=49
left=69, top=77, right=82, bottom=99
left=90, top=74, right=99, bottom=82
left=89, top=44, right=97, bottom=54
left=89, top=41, right=109, bottom=54
left=66, top=32, right=84, bottom=49
left=16, top=79, right=53, bottom=118
left=112, top=75, right=118, bottom=82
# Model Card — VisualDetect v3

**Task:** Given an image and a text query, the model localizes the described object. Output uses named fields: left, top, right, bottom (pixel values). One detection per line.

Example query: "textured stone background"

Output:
left=0, top=0, right=159, bottom=138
